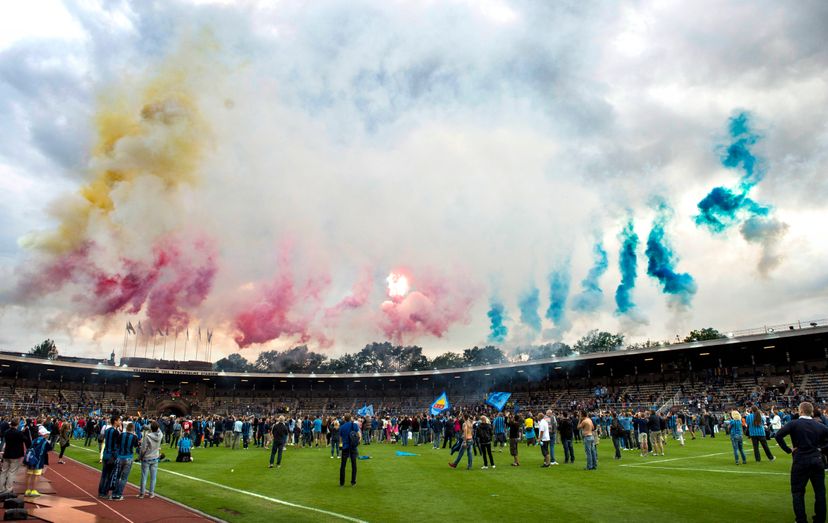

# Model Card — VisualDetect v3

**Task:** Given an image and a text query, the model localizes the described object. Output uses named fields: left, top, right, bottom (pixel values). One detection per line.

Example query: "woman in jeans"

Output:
left=57, top=420, right=72, bottom=464
left=477, top=416, right=495, bottom=469
left=727, top=411, right=747, bottom=465
left=139, top=421, right=163, bottom=499
left=745, top=406, right=775, bottom=462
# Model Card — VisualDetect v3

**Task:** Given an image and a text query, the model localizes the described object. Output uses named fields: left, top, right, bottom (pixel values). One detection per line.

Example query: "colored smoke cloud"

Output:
left=571, top=241, right=608, bottom=312
left=695, top=111, right=788, bottom=274
left=486, top=301, right=508, bottom=343
left=646, top=204, right=697, bottom=308
left=543, top=264, right=571, bottom=339
left=518, top=286, right=542, bottom=334
left=614, top=220, right=639, bottom=316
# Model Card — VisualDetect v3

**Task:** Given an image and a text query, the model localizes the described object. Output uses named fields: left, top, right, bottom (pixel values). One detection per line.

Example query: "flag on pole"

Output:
left=186, top=328, right=189, bottom=340
left=198, top=327, right=202, bottom=341
left=207, top=329, right=213, bottom=343
left=357, top=404, right=374, bottom=417
left=137, top=321, right=144, bottom=335
left=165, top=328, right=170, bottom=336
left=157, top=328, right=164, bottom=336
left=429, top=392, right=450, bottom=416
left=485, top=392, right=512, bottom=412
left=126, top=321, right=136, bottom=335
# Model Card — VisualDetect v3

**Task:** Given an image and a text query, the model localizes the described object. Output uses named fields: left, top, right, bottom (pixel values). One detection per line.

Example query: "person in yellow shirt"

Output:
left=524, top=413, right=536, bottom=446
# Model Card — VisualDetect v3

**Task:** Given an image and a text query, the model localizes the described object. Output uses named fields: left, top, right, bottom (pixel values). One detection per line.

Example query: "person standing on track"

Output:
left=775, top=401, right=828, bottom=523
left=139, top=420, right=163, bottom=499
left=110, top=422, right=139, bottom=501
left=23, top=425, right=51, bottom=498
left=339, top=414, right=360, bottom=487
left=98, top=416, right=121, bottom=499
left=57, top=420, right=71, bottom=464
left=0, top=417, right=30, bottom=495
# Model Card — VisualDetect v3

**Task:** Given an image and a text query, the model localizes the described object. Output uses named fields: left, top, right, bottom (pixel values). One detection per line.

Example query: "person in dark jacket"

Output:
left=270, top=416, right=289, bottom=468
left=98, top=416, right=122, bottom=499
left=477, top=416, right=495, bottom=469
left=339, top=414, right=360, bottom=487
left=0, top=418, right=30, bottom=494
left=775, top=401, right=828, bottom=523
left=559, top=413, right=575, bottom=464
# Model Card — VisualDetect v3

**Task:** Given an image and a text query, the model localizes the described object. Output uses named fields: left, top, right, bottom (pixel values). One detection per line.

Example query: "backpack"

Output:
left=23, top=440, right=41, bottom=468
left=348, top=424, right=360, bottom=449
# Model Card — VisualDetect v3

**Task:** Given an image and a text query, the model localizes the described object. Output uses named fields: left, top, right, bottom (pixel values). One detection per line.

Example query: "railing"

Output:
left=728, top=318, right=828, bottom=338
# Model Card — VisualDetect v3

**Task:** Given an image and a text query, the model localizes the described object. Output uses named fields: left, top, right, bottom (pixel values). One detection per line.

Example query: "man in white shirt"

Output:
left=770, top=410, right=782, bottom=437
left=232, top=418, right=243, bottom=450
left=538, top=413, right=551, bottom=468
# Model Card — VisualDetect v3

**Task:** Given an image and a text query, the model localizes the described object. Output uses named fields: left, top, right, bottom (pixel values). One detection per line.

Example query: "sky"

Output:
left=0, top=0, right=827, bottom=362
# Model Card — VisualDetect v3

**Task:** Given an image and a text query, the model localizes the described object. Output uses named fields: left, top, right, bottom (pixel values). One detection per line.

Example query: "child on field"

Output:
left=24, top=426, right=52, bottom=497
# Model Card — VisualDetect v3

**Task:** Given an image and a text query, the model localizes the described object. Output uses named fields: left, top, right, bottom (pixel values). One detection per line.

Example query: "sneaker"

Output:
left=99, top=495, right=110, bottom=500
left=770, top=457, right=776, bottom=462
left=29, top=490, right=41, bottom=497
left=448, top=463, right=457, bottom=468
left=269, top=464, right=273, bottom=468
left=149, top=494, right=155, bottom=499
left=58, top=460, right=65, bottom=464
left=551, top=461, right=559, bottom=465
left=137, top=494, right=144, bottom=499
left=111, top=496, right=123, bottom=502
left=481, top=466, right=488, bottom=469
left=492, top=465, right=496, bottom=469
left=24, top=490, right=31, bottom=497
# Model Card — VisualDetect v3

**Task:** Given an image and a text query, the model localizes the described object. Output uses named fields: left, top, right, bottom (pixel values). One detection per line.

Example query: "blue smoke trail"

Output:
left=518, top=286, right=542, bottom=332
left=545, top=265, right=570, bottom=326
left=695, top=111, right=769, bottom=233
left=572, top=241, right=608, bottom=312
left=486, top=301, right=508, bottom=343
left=614, top=220, right=638, bottom=314
left=646, top=204, right=697, bottom=306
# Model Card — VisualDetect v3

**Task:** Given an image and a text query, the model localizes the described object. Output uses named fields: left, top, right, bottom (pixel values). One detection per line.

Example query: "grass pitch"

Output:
left=68, top=435, right=801, bottom=522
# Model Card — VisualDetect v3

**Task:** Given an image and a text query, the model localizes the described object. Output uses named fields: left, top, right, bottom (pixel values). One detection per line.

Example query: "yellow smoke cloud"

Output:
left=22, top=45, right=210, bottom=254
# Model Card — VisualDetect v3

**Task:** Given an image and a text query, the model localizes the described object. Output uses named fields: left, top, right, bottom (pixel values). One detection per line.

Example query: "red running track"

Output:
left=1, top=457, right=216, bottom=523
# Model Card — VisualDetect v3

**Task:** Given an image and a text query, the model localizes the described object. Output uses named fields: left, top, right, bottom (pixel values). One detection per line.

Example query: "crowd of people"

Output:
left=0, top=398, right=826, bottom=520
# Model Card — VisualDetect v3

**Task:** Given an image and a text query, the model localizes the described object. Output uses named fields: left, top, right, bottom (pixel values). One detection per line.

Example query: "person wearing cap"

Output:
left=24, top=425, right=52, bottom=497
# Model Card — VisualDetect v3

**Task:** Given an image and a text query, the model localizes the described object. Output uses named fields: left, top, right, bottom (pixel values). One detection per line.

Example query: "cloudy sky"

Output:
left=0, top=0, right=826, bottom=361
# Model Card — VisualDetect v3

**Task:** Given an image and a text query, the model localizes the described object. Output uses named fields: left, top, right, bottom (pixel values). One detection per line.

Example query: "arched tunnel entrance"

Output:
left=154, top=399, right=190, bottom=417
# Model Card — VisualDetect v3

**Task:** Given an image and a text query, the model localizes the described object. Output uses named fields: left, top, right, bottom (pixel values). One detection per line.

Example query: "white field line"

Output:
left=621, top=452, right=728, bottom=466
left=72, top=445, right=367, bottom=523
left=621, top=465, right=787, bottom=476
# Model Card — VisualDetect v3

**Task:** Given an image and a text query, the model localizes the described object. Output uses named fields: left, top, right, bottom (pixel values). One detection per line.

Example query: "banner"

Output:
left=485, top=392, right=512, bottom=412
left=357, top=404, right=374, bottom=417
left=429, top=392, right=450, bottom=416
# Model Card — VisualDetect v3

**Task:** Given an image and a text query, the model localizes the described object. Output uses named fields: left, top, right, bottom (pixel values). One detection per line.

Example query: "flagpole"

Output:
left=122, top=322, right=128, bottom=363
left=144, top=330, right=150, bottom=358
left=151, top=332, right=157, bottom=359
left=173, top=331, right=178, bottom=361
left=133, top=331, right=139, bottom=358
left=184, top=333, right=188, bottom=361
left=162, top=333, right=167, bottom=360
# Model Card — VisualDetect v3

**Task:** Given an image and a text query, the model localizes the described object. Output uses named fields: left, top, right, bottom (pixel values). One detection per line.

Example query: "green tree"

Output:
left=324, top=353, right=360, bottom=374
left=512, top=342, right=572, bottom=360
left=683, top=328, right=723, bottom=342
left=574, top=330, right=625, bottom=354
left=214, top=353, right=252, bottom=372
left=29, top=339, right=58, bottom=360
left=254, top=346, right=328, bottom=373
left=430, top=352, right=464, bottom=369
left=462, top=346, right=506, bottom=366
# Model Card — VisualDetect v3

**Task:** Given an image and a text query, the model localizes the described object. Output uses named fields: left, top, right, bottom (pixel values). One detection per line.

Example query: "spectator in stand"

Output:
left=726, top=411, right=747, bottom=465
left=558, top=412, right=575, bottom=464
left=0, top=417, right=30, bottom=495
left=139, top=421, right=163, bottom=499
left=746, top=406, right=775, bottom=462
left=775, top=401, right=828, bottom=523
left=269, top=416, right=289, bottom=469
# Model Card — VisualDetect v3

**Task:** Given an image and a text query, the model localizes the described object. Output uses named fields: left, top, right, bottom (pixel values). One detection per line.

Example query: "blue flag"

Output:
left=485, top=392, right=512, bottom=412
left=430, top=392, right=450, bottom=416
left=357, top=404, right=374, bottom=417
left=89, top=408, right=101, bottom=417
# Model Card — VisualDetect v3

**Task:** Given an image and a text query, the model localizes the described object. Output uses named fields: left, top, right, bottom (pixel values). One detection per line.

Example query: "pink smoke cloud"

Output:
left=323, top=268, right=374, bottom=321
left=379, top=271, right=478, bottom=344
left=15, top=234, right=218, bottom=331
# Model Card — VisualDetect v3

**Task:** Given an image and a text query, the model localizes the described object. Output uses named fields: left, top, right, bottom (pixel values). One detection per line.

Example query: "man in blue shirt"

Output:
left=98, top=416, right=121, bottom=499
left=339, top=414, right=360, bottom=487
left=493, top=413, right=506, bottom=450
left=111, top=422, right=139, bottom=501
